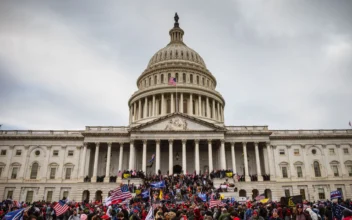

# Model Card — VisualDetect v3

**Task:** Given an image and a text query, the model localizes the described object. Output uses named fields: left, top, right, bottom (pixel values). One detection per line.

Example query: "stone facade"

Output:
left=0, top=15, right=352, bottom=203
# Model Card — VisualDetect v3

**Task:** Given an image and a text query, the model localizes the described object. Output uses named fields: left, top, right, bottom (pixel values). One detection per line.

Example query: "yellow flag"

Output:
left=260, top=198, right=269, bottom=204
left=220, top=194, right=224, bottom=200
left=135, top=189, right=141, bottom=195
left=288, top=197, right=295, bottom=207
left=159, top=190, right=163, bottom=200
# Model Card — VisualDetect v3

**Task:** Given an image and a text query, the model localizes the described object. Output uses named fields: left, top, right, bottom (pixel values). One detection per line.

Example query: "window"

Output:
left=202, top=77, right=205, bottom=85
left=148, top=77, right=151, bottom=86
left=314, top=161, right=321, bottom=177
left=182, top=73, right=186, bottom=82
left=175, top=73, right=178, bottom=82
left=318, top=188, right=325, bottom=200
left=297, top=166, right=303, bottom=177
left=35, top=150, right=40, bottom=156
left=347, top=165, right=352, bottom=176
left=190, top=74, right=193, bottom=83
left=0, top=150, right=6, bottom=156
left=329, top=149, right=335, bottom=155
left=312, top=149, right=317, bottom=155
left=16, top=150, right=22, bottom=156
left=154, top=75, right=157, bottom=84
left=279, top=149, right=285, bottom=155
left=343, top=148, right=349, bottom=154
left=7, top=190, right=13, bottom=199
left=284, top=189, right=290, bottom=197
left=282, top=167, right=288, bottom=178
left=294, top=149, right=300, bottom=156
left=300, top=189, right=306, bottom=200
left=11, top=167, right=18, bottom=179
left=68, top=150, right=74, bottom=156
left=26, top=191, right=34, bottom=203
left=65, top=168, right=72, bottom=179
left=0, top=167, right=3, bottom=177
left=53, top=150, right=59, bottom=156
left=161, top=74, right=164, bottom=83
left=168, top=73, right=171, bottom=81
left=63, top=191, right=69, bottom=199
left=46, top=191, right=53, bottom=202
left=332, top=165, right=339, bottom=177
left=30, top=162, right=39, bottom=179
left=50, top=168, right=56, bottom=179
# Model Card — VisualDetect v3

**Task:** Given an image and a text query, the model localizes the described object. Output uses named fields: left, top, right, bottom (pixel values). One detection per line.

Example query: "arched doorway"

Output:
left=173, top=165, right=182, bottom=174
left=95, top=190, right=102, bottom=202
left=239, top=189, right=246, bottom=197
left=264, top=189, right=272, bottom=200
left=252, top=189, right=259, bottom=200
left=82, top=190, right=90, bottom=202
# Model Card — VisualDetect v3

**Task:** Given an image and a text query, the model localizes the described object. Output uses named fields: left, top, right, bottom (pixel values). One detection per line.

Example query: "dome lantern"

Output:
left=169, top=13, right=185, bottom=44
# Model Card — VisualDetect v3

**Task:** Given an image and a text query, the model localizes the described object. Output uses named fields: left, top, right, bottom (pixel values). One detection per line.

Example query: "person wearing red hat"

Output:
left=250, top=210, right=264, bottom=220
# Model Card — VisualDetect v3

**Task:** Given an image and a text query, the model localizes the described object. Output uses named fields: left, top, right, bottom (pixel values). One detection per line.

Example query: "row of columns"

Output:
left=83, top=141, right=271, bottom=182
left=130, top=93, right=224, bottom=122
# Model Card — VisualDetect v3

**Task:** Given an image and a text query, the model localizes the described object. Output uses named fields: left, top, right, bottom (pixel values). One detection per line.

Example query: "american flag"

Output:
left=255, top=194, right=265, bottom=201
left=168, top=77, right=176, bottom=86
left=53, top=200, right=69, bottom=216
left=111, top=185, right=132, bottom=201
left=209, top=199, right=225, bottom=208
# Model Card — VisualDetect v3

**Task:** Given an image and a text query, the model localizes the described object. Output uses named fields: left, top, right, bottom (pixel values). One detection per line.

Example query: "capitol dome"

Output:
left=128, top=13, right=225, bottom=126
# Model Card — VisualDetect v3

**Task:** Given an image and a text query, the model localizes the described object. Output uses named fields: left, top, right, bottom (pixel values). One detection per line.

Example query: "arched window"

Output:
left=197, top=76, right=199, bottom=84
left=148, top=77, right=151, bottom=86
left=202, top=77, right=205, bottom=85
left=161, top=74, right=164, bottom=83
left=30, top=162, right=39, bottom=179
left=207, top=80, right=209, bottom=87
left=168, top=73, right=171, bottom=81
left=190, top=74, right=193, bottom=83
left=175, top=73, right=178, bottom=82
left=183, top=73, right=186, bottom=82
left=314, top=161, right=321, bottom=177
left=154, top=75, right=157, bottom=85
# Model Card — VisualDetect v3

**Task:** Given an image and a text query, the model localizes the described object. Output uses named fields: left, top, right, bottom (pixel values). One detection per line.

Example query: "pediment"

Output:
left=131, top=113, right=226, bottom=132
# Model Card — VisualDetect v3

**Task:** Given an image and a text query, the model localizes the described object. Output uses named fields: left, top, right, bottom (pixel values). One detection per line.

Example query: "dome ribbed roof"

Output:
left=147, top=43, right=206, bottom=68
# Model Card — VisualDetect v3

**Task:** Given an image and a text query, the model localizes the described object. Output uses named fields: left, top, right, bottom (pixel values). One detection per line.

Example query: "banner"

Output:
left=280, top=195, right=303, bottom=207
left=225, top=172, right=233, bottom=177
left=330, top=190, right=342, bottom=199
left=150, top=181, right=166, bottom=188
left=123, top=173, right=131, bottom=179
left=198, top=193, right=207, bottom=202
left=220, top=185, right=228, bottom=189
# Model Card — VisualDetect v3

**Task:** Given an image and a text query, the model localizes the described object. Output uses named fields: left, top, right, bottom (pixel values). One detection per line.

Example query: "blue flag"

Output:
left=142, top=190, right=150, bottom=199
left=3, top=208, right=24, bottom=220
left=198, top=193, right=207, bottom=202
left=330, top=190, right=342, bottom=199
left=150, top=181, right=166, bottom=188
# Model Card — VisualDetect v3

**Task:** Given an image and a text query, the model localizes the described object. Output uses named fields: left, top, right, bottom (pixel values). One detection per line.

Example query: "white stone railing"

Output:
left=271, top=129, right=352, bottom=135
left=0, top=130, right=83, bottom=135
left=226, top=126, right=269, bottom=131
left=85, top=126, right=129, bottom=132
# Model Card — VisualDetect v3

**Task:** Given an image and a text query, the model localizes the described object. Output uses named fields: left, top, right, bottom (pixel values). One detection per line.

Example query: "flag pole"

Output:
left=176, top=80, right=178, bottom=113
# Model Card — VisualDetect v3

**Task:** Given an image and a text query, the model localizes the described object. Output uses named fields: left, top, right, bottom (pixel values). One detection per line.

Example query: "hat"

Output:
left=101, top=215, right=110, bottom=219
left=253, top=211, right=258, bottom=215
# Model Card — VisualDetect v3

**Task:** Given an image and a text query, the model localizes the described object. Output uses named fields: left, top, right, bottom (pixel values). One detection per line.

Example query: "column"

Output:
left=206, top=97, right=210, bottom=118
left=142, top=140, right=147, bottom=173
left=182, top=140, right=187, bottom=173
left=243, top=142, right=250, bottom=182
left=302, top=145, right=310, bottom=179
left=129, top=140, right=134, bottom=170
left=92, top=142, right=100, bottom=182
left=217, top=102, right=220, bottom=121
left=155, top=140, right=160, bottom=174
left=171, top=93, right=175, bottom=113
left=152, top=95, right=156, bottom=116
left=169, top=140, right=173, bottom=174
left=190, top=94, right=193, bottom=115
left=254, top=142, right=263, bottom=181
left=180, top=93, right=183, bottom=113
left=221, top=106, right=225, bottom=122
left=230, top=142, right=237, bottom=175
left=337, top=144, right=346, bottom=177
left=161, top=94, right=165, bottom=115
left=195, top=140, right=200, bottom=174
left=220, top=140, right=226, bottom=169
left=212, top=99, right=216, bottom=119
left=133, top=103, right=137, bottom=121
left=129, top=107, right=132, bottom=124
left=144, top=97, right=148, bottom=118
left=118, top=143, right=123, bottom=172
left=266, top=142, right=274, bottom=180
left=79, top=143, right=88, bottom=180
left=138, top=100, right=142, bottom=119
left=104, top=142, right=112, bottom=182
left=198, top=95, right=202, bottom=116
left=208, top=140, right=213, bottom=172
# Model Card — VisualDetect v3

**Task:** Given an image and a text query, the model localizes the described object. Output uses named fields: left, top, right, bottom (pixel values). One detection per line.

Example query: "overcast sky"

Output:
left=0, top=0, right=351, bottom=130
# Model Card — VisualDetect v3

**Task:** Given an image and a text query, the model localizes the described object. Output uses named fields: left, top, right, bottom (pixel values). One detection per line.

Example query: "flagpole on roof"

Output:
left=176, top=78, right=178, bottom=113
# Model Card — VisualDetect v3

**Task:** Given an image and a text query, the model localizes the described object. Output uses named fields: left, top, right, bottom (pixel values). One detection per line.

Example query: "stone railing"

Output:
left=226, top=126, right=269, bottom=131
left=85, top=126, right=129, bottom=132
left=0, top=130, right=83, bottom=136
left=271, top=129, right=352, bottom=135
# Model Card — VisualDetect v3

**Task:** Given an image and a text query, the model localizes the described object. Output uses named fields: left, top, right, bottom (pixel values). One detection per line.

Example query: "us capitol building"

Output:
left=0, top=14, right=352, bottom=203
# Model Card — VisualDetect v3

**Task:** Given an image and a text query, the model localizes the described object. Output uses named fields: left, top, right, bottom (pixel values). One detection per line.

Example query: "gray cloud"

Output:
left=0, top=0, right=351, bottom=130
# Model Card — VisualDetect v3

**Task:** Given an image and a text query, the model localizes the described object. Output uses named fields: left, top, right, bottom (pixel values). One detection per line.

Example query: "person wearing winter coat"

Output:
left=306, top=208, right=318, bottom=220
left=250, top=210, right=264, bottom=220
